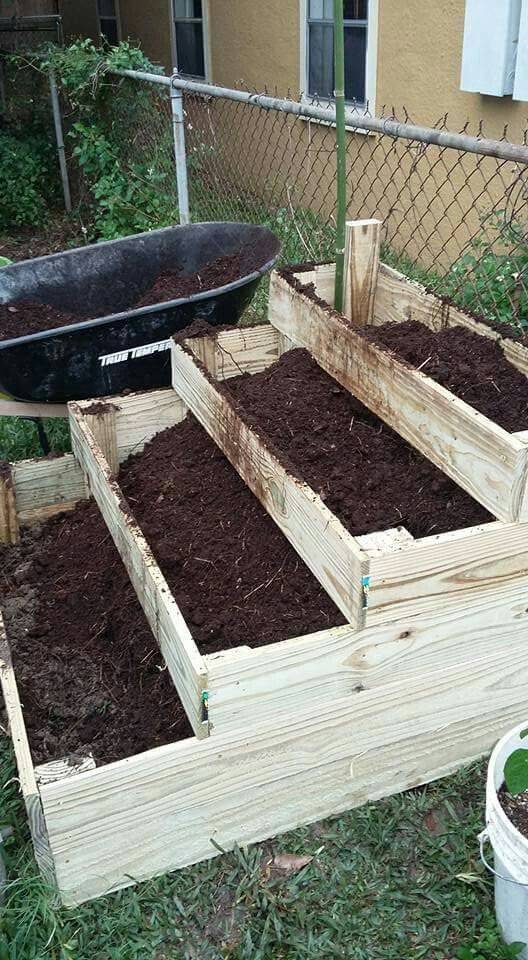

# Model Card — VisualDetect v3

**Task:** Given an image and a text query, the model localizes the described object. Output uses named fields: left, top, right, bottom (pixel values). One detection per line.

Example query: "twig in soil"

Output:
left=243, top=560, right=285, bottom=600
left=416, top=355, right=432, bottom=371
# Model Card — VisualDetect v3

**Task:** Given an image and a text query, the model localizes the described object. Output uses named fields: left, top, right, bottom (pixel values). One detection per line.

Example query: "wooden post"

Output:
left=83, top=405, right=119, bottom=475
left=343, top=219, right=382, bottom=324
left=0, top=464, right=19, bottom=545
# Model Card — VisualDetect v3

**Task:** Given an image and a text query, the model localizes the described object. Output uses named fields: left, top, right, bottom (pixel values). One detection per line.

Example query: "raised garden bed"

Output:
left=268, top=262, right=528, bottom=523
left=3, top=324, right=528, bottom=907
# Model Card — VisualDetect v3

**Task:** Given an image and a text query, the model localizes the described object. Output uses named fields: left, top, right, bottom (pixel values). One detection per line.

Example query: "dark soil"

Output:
left=0, top=254, right=243, bottom=342
left=363, top=320, right=528, bottom=432
left=1, top=502, right=193, bottom=766
left=226, top=349, right=492, bottom=538
left=1, top=411, right=343, bottom=765
left=134, top=255, right=242, bottom=308
left=498, top=784, right=528, bottom=839
left=118, top=416, right=343, bottom=652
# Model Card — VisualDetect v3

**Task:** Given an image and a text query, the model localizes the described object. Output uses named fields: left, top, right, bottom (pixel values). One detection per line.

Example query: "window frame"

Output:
left=300, top=0, right=378, bottom=112
left=95, top=0, right=122, bottom=44
left=170, top=0, right=211, bottom=81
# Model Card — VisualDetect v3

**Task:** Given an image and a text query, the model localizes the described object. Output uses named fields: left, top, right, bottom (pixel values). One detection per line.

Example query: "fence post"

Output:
left=48, top=68, right=72, bottom=214
left=170, top=71, right=190, bottom=225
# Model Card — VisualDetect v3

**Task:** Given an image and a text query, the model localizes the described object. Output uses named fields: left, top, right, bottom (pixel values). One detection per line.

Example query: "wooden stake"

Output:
left=343, top=219, right=382, bottom=324
left=83, top=405, right=119, bottom=475
left=0, top=464, right=19, bottom=545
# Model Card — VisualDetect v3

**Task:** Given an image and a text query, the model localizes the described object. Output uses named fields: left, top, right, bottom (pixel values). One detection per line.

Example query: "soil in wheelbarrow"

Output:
left=0, top=253, right=243, bottom=341
left=362, top=320, right=528, bottom=433
left=225, top=348, right=492, bottom=538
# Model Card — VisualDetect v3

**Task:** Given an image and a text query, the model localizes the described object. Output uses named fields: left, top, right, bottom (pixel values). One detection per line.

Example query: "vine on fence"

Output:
left=40, top=40, right=179, bottom=241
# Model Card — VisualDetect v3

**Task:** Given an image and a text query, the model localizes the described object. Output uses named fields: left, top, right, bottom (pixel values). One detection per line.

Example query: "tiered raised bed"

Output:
left=3, top=287, right=528, bottom=906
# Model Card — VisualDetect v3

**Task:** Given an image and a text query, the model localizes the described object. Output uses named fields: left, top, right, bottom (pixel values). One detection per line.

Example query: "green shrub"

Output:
left=0, top=131, right=53, bottom=230
left=39, top=40, right=178, bottom=241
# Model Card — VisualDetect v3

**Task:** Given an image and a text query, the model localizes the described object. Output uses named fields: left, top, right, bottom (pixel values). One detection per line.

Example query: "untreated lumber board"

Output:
left=210, top=325, right=280, bottom=380
left=35, top=756, right=96, bottom=786
left=41, top=639, right=528, bottom=905
left=171, top=340, right=369, bottom=627
left=0, top=398, right=68, bottom=418
left=343, top=219, right=381, bottom=324
left=0, top=615, right=57, bottom=888
left=83, top=406, right=119, bottom=474
left=0, top=464, right=19, bottom=545
left=269, top=270, right=528, bottom=523
left=69, top=406, right=208, bottom=739
left=373, top=262, right=447, bottom=331
left=365, top=519, right=528, bottom=621
left=205, top=579, right=528, bottom=731
left=11, top=454, right=88, bottom=526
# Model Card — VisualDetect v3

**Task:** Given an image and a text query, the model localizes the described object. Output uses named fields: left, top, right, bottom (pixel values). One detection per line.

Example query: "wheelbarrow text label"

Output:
left=99, top=339, right=171, bottom=367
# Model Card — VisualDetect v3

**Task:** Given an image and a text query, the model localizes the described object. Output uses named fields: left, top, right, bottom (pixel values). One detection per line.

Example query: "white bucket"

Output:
left=481, top=721, right=528, bottom=956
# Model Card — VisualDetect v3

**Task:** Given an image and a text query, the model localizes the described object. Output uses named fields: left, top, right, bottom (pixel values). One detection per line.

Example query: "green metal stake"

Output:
left=333, top=0, right=346, bottom=312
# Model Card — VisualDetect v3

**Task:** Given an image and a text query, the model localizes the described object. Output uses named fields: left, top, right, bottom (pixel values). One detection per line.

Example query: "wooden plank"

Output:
left=35, top=755, right=96, bottom=786
left=0, top=613, right=57, bottom=889
left=41, top=640, right=528, bottom=905
left=0, top=613, right=37, bottom=797
left=171, top=341, right=369, bottom=627
left=205, top=579, right=528, bottom=731
left=373, top=262, right=447, bottom=331
left=0, top=398, right=67, bottom=418
left=366, top=519, right=528, bottom=623
left=69, top=406, right=208, bottom=739
left=343, top=219, right=381, bottom=324
left=212, top=325, right=280, bottom=380
left=0, top=464, right=19, bottom=545
left=501, top=338, right=528, bottom=378
left=12, top=453, right=88, bottom=522
left=83, top=406, right=119, bottom=475
left=269, top=270, right=528, bottom=523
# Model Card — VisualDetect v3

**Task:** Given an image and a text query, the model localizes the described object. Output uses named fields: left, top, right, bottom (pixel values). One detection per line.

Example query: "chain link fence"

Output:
left=9, top=59, right=528, bottom=330
left=102, top=71, right=528, bottom=330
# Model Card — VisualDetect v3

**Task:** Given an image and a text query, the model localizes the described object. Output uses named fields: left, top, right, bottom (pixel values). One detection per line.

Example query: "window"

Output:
left=173, top=0, right=206, bottom=79
left=96, top=0, right=120, bottom=45
left=307, top=0, right=369, bottom=104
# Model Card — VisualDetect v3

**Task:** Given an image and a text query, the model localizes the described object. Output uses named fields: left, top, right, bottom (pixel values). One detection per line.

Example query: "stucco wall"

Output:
left=119, top=0, right=172, bottom=69
left=208, top=0, right=299, bottom=92
left=377, top=0, right=528, bottom=140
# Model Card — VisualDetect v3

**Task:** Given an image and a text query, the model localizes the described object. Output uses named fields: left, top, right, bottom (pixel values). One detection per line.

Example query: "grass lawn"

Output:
left=0, top=738, right=500, bottom=960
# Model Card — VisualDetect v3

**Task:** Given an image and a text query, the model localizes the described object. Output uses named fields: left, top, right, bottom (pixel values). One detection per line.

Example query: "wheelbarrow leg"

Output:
left=22, top=417, right=50, bottom=456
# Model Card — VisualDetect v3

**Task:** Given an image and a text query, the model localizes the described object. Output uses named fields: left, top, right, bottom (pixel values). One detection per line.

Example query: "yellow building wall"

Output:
left=377, top=0, right=528, bottom=141
left=208, top=0, right=299, bottom=92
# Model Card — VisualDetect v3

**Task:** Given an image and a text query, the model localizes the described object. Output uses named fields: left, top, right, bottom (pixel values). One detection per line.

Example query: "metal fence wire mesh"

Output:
left=74, top=72, right=528, bottom=330
left=181, top=87, right=528, bottom=329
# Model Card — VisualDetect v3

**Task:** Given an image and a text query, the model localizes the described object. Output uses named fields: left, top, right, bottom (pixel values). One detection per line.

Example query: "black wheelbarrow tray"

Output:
left=0, top=221, right=281, bottom=403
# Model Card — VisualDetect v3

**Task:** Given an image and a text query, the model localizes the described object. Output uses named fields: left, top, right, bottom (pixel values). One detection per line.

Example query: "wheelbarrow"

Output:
left=0, top=221, right=281, bottom=404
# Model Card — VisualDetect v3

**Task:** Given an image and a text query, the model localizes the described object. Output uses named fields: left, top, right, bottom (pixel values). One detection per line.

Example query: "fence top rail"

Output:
left=111, top=67, right=528, bottom=166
